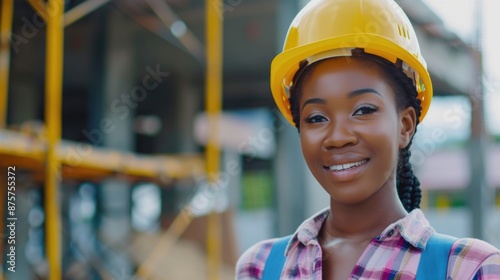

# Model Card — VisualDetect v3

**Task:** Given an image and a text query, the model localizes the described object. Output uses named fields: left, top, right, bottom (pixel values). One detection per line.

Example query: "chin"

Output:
left=326, top=188, right=373, bottom=206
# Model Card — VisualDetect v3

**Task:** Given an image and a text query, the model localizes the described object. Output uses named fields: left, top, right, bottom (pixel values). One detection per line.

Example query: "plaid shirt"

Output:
left=236, top=208, right=500, bottom=279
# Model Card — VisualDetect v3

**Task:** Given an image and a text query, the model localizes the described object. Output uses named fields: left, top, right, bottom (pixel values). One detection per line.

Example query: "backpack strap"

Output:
left=262, top=235, right=292, bottom=280
left=262, top=232, right=457, bottom=279
left=416, top=233, right=457, bottom=280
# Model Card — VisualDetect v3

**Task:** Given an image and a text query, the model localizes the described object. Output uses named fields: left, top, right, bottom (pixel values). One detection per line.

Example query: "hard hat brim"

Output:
left=270, top=34, right=433, bottom=126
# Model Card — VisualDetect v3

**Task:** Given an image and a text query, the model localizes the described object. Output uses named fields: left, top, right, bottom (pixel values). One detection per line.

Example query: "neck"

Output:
left=322, top=183, right=408, bottom=241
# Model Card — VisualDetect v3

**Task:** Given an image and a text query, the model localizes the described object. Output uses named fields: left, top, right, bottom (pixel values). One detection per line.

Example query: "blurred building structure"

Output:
left=0, top=0, right=498, bottom=279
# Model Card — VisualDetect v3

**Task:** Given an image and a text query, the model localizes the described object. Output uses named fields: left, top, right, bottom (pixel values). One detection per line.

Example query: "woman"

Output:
left=236, top=0, right=500, bottom=279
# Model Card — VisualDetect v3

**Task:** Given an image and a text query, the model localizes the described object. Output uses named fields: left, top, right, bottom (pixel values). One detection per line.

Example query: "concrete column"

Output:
left=98, top=179, right=133, bottom=275
left=467, top=48, right=494, bottom=240
left=174, top=76, right=199, bottom=153
left=224, top=151, right=242, bottom=209
left=274, top=119, right=307, bottom=236
left=97, top=9, right=136, bottom=278
left=222, top=151, right=241, bottom=265
left=102, top=11, right=135, bottom=151
left=467, top=0, right=493, bottom=240
left=273, top=0, right=304, bottom=237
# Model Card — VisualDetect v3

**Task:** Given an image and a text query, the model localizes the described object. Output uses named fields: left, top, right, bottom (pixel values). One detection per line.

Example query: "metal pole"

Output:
left=467, top=0, right=492, bottom=240
left=143, top=0, right=205, bottom=63
left=134, top=208, right=194, bottom=279
left=0, top=0, right=14, bottom=128
left=205, top=0, right=223, bottom=279
left=45, top=0, right=64, bottom=278
left=27, top=0, right=48, bottom=22
left=64, top=0, right=112, bottom=27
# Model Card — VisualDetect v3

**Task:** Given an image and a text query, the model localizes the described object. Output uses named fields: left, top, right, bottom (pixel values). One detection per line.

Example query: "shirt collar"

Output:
left=285, top=208, right=435, bottom=255
left=383, top=208, right=435, bottom=250
left=284, top=208, right=329, bottom=255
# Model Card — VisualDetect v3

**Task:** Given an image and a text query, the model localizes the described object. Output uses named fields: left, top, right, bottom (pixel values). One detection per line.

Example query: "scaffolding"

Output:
left=0, top=0, right=224, bottom=279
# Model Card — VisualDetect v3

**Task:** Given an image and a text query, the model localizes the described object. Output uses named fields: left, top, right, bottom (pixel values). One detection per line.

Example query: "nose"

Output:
left=322, top=120, right=358, bottom=149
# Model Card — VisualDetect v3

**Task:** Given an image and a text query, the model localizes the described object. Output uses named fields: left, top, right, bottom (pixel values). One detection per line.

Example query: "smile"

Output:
left=328, top=160, right=368, bottom=171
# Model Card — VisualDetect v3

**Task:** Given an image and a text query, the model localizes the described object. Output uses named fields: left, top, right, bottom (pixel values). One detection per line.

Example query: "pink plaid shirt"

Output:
left=236, top=208, right=500, bottom=279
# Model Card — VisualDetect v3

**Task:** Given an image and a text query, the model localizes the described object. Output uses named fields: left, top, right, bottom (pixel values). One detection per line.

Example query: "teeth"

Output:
left=329, top=160, right=366, bottom=171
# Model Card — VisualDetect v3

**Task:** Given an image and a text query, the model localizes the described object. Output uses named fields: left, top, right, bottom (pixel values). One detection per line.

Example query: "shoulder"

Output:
left=235, top=238, right=281, bottom=280
left=448, top=238, right=500, bottom=279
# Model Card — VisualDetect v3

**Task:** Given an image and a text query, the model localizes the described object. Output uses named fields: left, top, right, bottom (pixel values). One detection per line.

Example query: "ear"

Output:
left=399, top=106, right=417, bottom=149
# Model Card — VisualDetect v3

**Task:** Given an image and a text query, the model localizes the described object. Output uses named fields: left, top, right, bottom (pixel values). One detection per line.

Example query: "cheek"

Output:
left=364, top=121, right=400, bottom=164
left=369, top=123, right=397, bottom=143
left=299, top=130, right=322, bottom=160
left=299, top=132, right=327, bottom=181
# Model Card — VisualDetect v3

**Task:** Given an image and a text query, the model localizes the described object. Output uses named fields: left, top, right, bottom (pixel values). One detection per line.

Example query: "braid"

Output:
left=382, top=61, right=422, bottom=212
left=289, top=50, right=423, bottom=212
left=397, top=143, right=421, bottom=211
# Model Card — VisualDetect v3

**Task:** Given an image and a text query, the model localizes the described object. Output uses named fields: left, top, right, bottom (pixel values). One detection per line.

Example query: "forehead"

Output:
left=300, top=57, right=394, bottom=98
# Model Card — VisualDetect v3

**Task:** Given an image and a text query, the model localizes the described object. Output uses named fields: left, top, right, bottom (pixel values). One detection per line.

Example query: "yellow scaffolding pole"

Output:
left=0, top=1, right=13, bottom=277
left=45, top=0, right=64, bottom=279
left=205, top=1, right=223, bottom=280
left=0, top=0, right=13, bottom=128
left=0, top=172, right=5, bottom=280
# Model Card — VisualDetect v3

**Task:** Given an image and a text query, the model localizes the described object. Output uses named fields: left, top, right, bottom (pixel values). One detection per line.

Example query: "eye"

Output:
left=353, top=105, right=378, bottom=116
left=304, top=114, right=328, bottom=123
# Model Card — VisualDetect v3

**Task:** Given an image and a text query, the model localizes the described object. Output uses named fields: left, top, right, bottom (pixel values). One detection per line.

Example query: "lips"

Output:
left=323, top=157, right=370, bottom=182
left=328, top=159, right=368, bottom=171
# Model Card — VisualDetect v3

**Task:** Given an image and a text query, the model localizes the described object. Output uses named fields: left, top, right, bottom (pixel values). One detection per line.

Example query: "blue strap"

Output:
left=262, top=232, right=456, bottom=280
left=416, top=233, right=457, bottom=280
left=262, top=235, right=292, bottom=280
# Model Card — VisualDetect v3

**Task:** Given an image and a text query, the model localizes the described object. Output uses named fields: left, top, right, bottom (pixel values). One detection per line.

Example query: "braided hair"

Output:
left=289, top=50, right=422, bottom=212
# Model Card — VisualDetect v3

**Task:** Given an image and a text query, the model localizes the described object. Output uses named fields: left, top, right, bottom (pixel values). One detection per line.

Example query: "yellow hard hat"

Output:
left=271, top=0, right=433, bottom=125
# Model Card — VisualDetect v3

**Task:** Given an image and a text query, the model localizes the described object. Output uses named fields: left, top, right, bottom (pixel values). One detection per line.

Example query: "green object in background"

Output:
left=242, top=171, right=273, bottom=210
left=428, top=191, right=468, bottom=208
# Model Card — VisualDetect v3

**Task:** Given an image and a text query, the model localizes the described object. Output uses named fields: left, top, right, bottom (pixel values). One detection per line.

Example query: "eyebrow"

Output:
left=302, top=98, right=326, bottom=110
left=301, top=88, right=383, bottom=110
left=348, top=88, right=383, bottom=98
